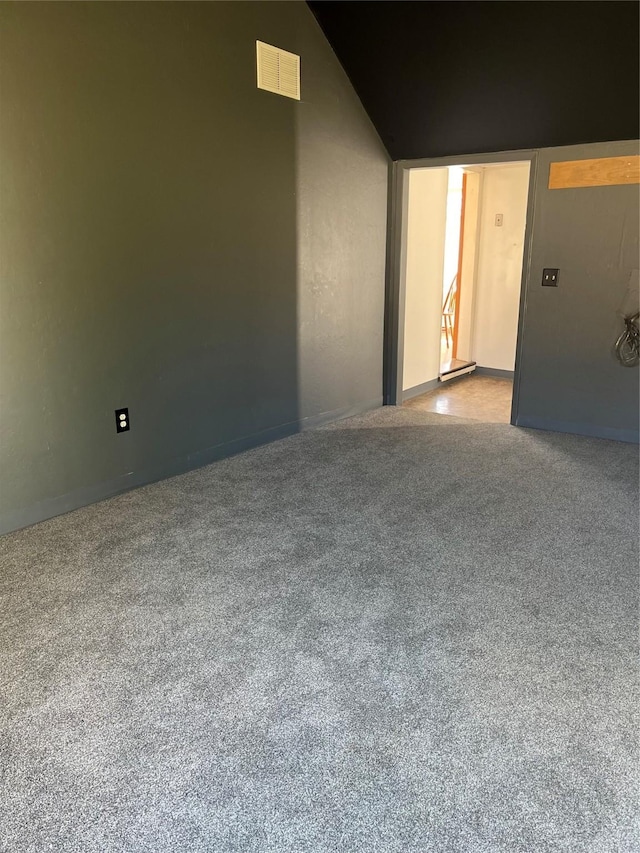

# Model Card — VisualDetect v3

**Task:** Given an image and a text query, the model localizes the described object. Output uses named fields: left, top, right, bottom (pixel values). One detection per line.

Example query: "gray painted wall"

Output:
left=295, top=22, right=387, bottom=421
left=516, top=141, right=639, bottom=442
left=0, top=2, right=389, bottom=533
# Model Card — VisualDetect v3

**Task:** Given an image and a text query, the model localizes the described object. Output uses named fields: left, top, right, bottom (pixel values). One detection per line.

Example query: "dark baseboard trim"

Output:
left=1, top=397, right=382, bottom=536
left=401, top=379, right=439, bottom=401
left=475, top=367, right=515, bottom=379
left=516, top=415, right=639, bottom=444
left=299, top=397, right=382, bottom=430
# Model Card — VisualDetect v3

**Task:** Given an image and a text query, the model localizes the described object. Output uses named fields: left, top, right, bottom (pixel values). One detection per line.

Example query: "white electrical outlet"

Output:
left=115, top=408, right=130, bottom=433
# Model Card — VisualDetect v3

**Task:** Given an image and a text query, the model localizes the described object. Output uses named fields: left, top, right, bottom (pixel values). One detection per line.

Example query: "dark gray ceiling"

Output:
left=308, top=1, right=640, bottom=160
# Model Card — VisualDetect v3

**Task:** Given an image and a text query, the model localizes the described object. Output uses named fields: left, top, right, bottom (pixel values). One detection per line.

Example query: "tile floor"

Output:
left=404, top=373, right=513, bottom=423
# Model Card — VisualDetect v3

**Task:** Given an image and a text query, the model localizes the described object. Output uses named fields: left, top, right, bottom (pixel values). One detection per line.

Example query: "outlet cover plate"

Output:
left=115, top=408, right=130, bottom=433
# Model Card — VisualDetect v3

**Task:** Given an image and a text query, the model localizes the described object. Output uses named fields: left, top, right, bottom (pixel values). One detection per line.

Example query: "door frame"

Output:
left=383, top=149, right=539, bottom=426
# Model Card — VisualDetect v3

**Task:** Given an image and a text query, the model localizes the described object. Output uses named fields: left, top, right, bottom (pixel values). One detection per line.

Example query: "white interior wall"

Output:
left=402, top=167, right=448, bottom=391
left=442, top=167, right=463, bottom=298
left=455, top=170, right=482, bottom=362
left=471, top=163, right=530, bottom=370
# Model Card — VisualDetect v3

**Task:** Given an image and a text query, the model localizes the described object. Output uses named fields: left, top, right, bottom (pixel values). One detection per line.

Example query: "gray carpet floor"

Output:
left=1, top=407, right=638, bottom=853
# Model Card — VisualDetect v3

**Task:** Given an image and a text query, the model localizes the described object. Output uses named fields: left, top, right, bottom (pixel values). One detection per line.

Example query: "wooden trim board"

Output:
left=549, top=155, right=640, bottom=189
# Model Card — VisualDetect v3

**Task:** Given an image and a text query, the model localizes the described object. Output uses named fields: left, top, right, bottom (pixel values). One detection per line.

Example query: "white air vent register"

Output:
left=256, top=41, right=300, bottom=101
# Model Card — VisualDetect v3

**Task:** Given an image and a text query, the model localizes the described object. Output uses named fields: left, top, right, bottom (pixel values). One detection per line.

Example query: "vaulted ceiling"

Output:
left=308, top=1, right=640, bottom=161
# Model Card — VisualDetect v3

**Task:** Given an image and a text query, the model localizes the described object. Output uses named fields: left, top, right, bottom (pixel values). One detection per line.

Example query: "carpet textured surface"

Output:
left=1, top=407, right=638, bottom=852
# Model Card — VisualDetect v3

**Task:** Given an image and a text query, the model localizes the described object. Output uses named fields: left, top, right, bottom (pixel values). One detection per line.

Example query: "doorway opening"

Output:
left=392, top=154, right=534, bottom=424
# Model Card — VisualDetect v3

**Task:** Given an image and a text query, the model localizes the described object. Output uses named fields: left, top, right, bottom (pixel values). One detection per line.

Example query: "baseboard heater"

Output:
left=439, top=361, right=476, bottom=382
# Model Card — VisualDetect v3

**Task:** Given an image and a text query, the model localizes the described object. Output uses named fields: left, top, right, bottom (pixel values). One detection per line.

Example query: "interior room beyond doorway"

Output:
left=401, top=158, right=531, bottom=423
